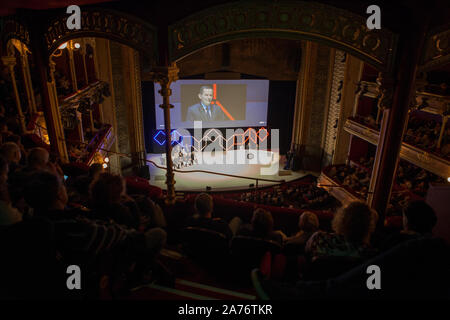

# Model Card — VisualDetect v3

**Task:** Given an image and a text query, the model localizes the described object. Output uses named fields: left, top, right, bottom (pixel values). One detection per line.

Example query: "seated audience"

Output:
left=281, top=211, right=319, bottom=252
left=5, top=134, right=27, bottom=166
left=68, top=163, right=103, bottom=206
left=89, top=172, right=141, bottom=229
left=20, top=171, right=167, bottom=293
left=381, top=200, right=437, bottom=250
left=253, top=235, right=450, bottom=299
left=0, top=120, right=13, bottom=144
left=0, top=155, right=21, bottom=226
left=0, top=142, right=22, bottom=176
left=306, top=201, right=378, bottom=260
left=186, top=193, right=241, bottom=240
left=8, top=147, right=62, bottom=213
left=237, top=208, right=283, bottom=246
left=133, top=195, right=167, bottom=230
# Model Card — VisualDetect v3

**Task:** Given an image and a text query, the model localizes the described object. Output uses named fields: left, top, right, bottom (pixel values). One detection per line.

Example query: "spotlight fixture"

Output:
left=104, top=157, right=110, bottom=163
left=74, top=42, right=81, bottom=49
left=102, top=163, right=108, bottom=169
left=447, top=177, right=450, bottom=183
left=58, top=42, right=68, bottom=50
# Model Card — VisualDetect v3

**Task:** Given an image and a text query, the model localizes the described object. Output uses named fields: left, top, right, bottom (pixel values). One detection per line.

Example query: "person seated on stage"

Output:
left=380, top=200, right=437, bottom=251
left=89, top=172, right=141, bottom=229
left=280, top=211, right=320, bottom=253
left=305, top=201, right=378, bottom=261
left=237, top=208, right=283, bottom=246
left=186, top=193, right=241, bottom=240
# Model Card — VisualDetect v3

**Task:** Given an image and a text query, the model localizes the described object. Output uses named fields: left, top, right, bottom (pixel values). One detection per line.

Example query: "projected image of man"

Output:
left=186, top=86, right=226, bottom=121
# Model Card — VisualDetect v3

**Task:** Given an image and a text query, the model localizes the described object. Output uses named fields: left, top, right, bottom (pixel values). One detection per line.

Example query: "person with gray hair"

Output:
left=0, top=142, right=21, bottom=174
left=26, top=147, right=50, bottom=171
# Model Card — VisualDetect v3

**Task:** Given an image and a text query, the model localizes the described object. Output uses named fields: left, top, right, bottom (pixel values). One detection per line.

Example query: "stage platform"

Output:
left=147, top=150, right=311, bottom=192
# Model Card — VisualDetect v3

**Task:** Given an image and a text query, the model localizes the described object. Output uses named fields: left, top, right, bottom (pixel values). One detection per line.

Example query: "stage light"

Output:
left=74, top=42, right=81, bottom=49
left=447, top=177, right=450, bottom=183
left=102, top=163, right=108, bottom=169
left=58, top=42, right=68, bottom=49
left=104, top=157, right=109, bottom=163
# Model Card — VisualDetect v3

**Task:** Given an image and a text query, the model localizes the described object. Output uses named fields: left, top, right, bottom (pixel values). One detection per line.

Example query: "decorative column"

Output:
left=19, top=43, right=37, bottom=115
left=332, top=55, right=364, bottom=164
left=1, top=56, right=27, bottom=133
left=79, top=39, right=89, bottom=86
left=148, top=63, right=179, bottom=205
left=291, top=41, right=333, bottom=171
left=121, top=46, right=147, bottom=171
left=47, top=59, right=69, bottom=162
left=369, top=20, right=429, bottom=222
left=84, top=38, right=99, bottom=132
left=67, top=40, right=78, bottom=92
left=94, top=38, right=120, bottom=174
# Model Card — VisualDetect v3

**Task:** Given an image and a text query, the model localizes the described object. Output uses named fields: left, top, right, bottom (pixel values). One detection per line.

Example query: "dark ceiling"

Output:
left=2, top=0, right=450, bottom=33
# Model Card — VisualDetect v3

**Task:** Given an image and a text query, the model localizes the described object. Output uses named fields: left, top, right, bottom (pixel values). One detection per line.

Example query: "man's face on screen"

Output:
left=198, top=88, right=213, bottom=106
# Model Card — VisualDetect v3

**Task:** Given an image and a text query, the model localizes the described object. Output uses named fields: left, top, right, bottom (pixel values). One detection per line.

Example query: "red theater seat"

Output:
left=125, top=176, right=163, bottom=199
left=211, top=196, right=334, bottom=235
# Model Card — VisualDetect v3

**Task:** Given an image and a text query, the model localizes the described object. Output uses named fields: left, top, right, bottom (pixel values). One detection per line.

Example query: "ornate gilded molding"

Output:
left=0, top=17, right=30, bottom=52
left=44, top=8, right=158, bottom=61
left=344, top=118, right=380, bottom=146
left=168, top=1, right=397, bottom=72
left=376, top=73, right=394, bottom=110
left=420, top=24, right=450, bottom=71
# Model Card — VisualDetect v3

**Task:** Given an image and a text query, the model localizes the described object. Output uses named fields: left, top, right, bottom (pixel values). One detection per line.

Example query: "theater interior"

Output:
left=0, top=0, right=449, bottom=301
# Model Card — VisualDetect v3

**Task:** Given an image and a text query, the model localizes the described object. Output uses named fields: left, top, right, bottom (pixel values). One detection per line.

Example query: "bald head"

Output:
left=28, top=147, right=49, bottom=170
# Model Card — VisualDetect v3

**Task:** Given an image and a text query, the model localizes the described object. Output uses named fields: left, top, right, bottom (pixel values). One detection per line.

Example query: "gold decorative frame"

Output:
left=168, top=1, right=398, bottom=72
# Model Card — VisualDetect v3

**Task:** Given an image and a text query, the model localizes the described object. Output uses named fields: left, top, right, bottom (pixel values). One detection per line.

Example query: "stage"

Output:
left=147, top=150, right=310, bottom=192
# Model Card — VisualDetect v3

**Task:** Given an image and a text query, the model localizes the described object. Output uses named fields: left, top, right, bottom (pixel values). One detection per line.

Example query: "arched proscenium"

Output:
left=1, top=18, right=30, bottom=53
left=43, top=8, right=158, bottom=60
left=168, top=1, right=397, bottom=72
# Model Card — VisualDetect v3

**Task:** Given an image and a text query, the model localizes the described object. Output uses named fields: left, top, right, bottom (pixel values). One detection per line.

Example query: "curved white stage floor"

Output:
left=147, top=150, right=309, bottom=192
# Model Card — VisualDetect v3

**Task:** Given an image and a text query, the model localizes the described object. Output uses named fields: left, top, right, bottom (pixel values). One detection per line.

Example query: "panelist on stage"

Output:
left=186, top=86, right=226, bottom=121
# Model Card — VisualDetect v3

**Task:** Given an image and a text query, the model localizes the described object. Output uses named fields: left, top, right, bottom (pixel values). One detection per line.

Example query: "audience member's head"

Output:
left=0, top=120, right=8, bottom=133
left=332, top=201, right=376, bottom=244
left=194, top=193, right=213, bottom=218
left=5, top=134, right=22, bottom=146
left=403, top=200, right=437, bottom=234
left=27, top=147, right=50, bottom=170
left=88, top=163, right=103, bottom=179
left=24, top=171, right=68, bottom=212
left=89, top=172, right=124, bottom=206
left=298, top=211, right=319, bottom=233
left=0, top=155, right=8, bottom=185
left=0, top=142, right=21, bottom=164
left=251, top=208, right=274, bottom=237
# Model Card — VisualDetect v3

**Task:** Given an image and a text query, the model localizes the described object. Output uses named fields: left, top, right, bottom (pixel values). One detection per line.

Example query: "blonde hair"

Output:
left=298, top=211, right=319, bottom=232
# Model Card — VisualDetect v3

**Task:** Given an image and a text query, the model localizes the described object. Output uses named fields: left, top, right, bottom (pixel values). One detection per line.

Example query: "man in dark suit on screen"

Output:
left=186, top=86, right=227, bottom=121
